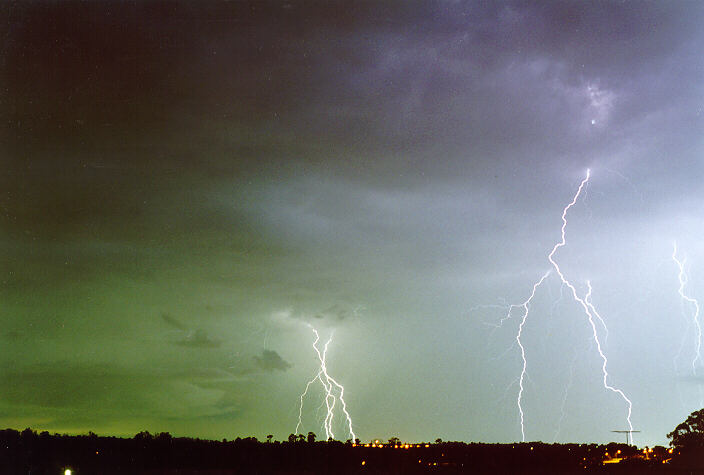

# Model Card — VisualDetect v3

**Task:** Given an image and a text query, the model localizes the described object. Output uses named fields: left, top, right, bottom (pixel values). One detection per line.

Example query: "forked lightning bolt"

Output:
left=672, top=242, right=702, bottom=375
left=545, top=171, right=633, bottom=437
left=508, top=169, right=633, bottom=441
left=296, top=325, right=356, bottom=441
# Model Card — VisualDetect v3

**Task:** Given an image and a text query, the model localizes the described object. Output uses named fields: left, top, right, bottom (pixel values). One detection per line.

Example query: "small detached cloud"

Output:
left=161, top=312, right=221, bottom=349
left=253, top=349, right=292, bottom=372
left=161, top=313, right=188, bottom=330
left=314, top=304, right=364, bottom=321
left=273, top=304, right=365, bottom=327
left=175, top=329, right=222, bottom=349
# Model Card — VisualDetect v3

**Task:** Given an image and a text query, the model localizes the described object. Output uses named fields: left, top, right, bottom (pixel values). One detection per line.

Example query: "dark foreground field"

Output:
left=1, top=428, right=700, bottom=474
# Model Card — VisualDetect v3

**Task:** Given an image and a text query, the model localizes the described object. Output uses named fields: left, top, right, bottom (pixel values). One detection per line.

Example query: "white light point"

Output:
left=296, top=325, right=356, bottom=441
left=672, top=242, right=702, bottom=375
left=546, top=169, right=634, bottom=437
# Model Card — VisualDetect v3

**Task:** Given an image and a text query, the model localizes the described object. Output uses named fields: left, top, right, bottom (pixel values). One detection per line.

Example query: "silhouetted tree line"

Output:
left=2, top=408, right=704, bottom=474
left=667, top=407, right=704, bottom=471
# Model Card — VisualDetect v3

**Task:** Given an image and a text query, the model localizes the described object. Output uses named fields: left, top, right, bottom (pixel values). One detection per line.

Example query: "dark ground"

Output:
left=2, top=428, right=701, bottom=474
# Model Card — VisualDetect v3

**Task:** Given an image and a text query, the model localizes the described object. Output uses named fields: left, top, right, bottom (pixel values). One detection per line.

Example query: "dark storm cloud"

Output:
left=2, top=0, right=701, bottom=240
left=175, top=330, right=222, bottom=349
left=253, top=350, right=292, bottom=373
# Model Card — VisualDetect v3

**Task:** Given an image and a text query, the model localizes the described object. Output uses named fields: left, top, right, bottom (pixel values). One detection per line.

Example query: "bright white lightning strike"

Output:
left=296, top=325, right=356, bottom=441
left=546, top=170, right=633, bottom=438
left=512, top=270, right=551, bottom=442
left=672, top=242, right=702, bottom=375
left=506, top=169, right=633, bottom=441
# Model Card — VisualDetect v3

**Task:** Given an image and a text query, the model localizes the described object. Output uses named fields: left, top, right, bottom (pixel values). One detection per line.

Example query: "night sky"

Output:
left=2, top=1, right=704, bottom=447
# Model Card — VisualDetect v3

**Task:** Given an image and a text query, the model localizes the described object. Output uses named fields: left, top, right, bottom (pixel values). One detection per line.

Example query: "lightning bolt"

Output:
left=505, top=169, right=633, bottom=441
left=512, top=270, right=551, bottom=442
left=545, top=170, right=633, bottom=438
left=295, top=325, right=356, bottom=441
left=671, top=242, right=702, bottom=375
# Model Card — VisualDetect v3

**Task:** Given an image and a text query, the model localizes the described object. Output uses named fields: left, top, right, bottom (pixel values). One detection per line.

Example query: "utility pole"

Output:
left=611, top=430, right=640, bottom=445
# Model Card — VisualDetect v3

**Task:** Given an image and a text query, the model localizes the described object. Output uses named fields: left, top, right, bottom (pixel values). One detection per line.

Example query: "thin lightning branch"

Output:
left=548, top=282, right=565, bottom=319
left=471, top=302, right=513, bottom=329
left=554, top=348, right=580, bottom=441
left=489, top=340, right=518, bottom=363
left=296, top=326, right=356, bottom=441
left=585, top=282, right=609, bottom=344
left=539, top=281, right=565, bottom=349
left=672, top=242, right=702, bottom=375
left=546, top=170, right=634, bottom=437
left=296, top=372, right=321, bottom=435
left=513, top=271, right=551, bottom=442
